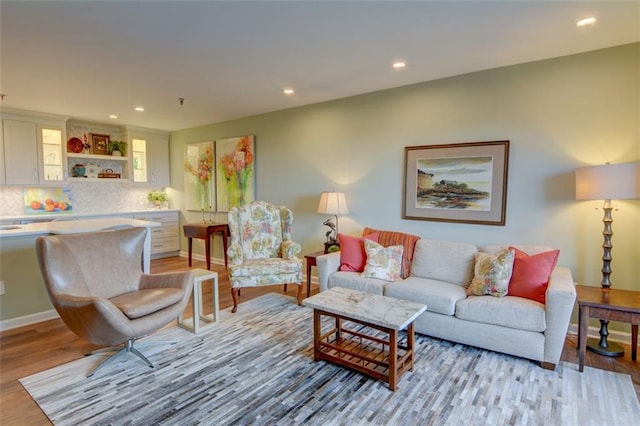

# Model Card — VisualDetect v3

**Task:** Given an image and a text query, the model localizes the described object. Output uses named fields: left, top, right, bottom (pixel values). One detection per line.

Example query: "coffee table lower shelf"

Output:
left=313, top=309, right=415, bottom=390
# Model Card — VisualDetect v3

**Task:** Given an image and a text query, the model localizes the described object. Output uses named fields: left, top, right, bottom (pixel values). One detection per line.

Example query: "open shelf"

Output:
left=66, top=153, right=128, bottom=162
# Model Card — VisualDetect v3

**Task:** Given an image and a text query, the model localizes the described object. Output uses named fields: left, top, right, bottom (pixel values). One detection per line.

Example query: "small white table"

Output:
left=178, top=268, right=219, bottom=334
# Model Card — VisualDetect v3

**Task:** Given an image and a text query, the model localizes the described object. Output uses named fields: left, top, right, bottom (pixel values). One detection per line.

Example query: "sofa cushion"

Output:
left=110, top=288, right=184, bottom=319
left=338, top=232, right=379, bottom=272
left=361, top=239, right=403, bottom=281
left=385, top=277, right=467, bottom=316
left=455, top=295, right=546, bottom=332
left=327, top=271, right=386, bottom=295
left=410, top=239, right=477, bottom=286
left=362, top=227, right=419, bottom=279
left=508, top=247, right=560, bottom=304
left=467, top=249, right=515, bottom=297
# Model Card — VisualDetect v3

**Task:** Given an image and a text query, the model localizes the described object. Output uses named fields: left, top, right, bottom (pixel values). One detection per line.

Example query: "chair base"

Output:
left=231, top=283, right=303, bottom=313
left=85, top=339, right=176, bottom=377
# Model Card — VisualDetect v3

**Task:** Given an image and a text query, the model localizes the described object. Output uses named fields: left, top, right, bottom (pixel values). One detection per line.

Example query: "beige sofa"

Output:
left=316, top=239, right=576, bottom=370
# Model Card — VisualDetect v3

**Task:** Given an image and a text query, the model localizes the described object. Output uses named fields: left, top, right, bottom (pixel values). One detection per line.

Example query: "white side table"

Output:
left=178, top=268, right=219, bottom=334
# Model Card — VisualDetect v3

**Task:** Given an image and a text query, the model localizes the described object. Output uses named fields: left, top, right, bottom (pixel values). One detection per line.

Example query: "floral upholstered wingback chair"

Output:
left=227, top=201, right=303, bottom=312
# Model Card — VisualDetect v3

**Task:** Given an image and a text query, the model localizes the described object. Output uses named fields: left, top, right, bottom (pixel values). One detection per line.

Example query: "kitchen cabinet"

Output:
left=1, top=112, right=67, bottom=184
left=127, top=127, right=170, bottom=187
left=133, top=211, right=179, bottom=257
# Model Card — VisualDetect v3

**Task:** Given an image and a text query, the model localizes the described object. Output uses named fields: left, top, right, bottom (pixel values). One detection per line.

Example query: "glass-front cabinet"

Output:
left=1, top=109, right=68, bottom=185
left=39, top=125, right=64, bottom=182
left=126, top=126, right=170, bottom=187
left=132, top=138, right=148, bottom=183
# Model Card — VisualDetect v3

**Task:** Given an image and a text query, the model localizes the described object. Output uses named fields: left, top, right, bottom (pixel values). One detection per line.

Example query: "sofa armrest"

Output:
left=543, top=266, right=577, bottom=367
left=316, top=252, right=341, bottom=292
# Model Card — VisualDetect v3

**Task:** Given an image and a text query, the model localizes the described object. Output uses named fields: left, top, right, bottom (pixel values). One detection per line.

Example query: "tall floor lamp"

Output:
left=317, top=191, right=350, bottom=252
left=575, top=161, right=640, bottom=356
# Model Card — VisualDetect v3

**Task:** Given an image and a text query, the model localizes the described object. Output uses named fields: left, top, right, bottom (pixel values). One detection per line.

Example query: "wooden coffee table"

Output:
left=303, top=287, right=427, bottom=390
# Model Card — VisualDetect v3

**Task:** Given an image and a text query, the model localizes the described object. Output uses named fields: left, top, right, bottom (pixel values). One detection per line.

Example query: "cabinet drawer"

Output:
left=151, top=237, right=178, bottom=254
left=134, top=212, right=178, bottom=224
left=150, top=225, right=178, bottom=238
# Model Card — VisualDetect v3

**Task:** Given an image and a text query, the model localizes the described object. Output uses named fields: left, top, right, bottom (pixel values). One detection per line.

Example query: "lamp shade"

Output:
left=575, top=162, right=640, bottom=200
left=317, top=192, right=350, bottom=215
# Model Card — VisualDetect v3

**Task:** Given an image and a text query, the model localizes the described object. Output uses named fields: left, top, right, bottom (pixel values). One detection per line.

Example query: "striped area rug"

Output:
left=20, top=293, right=639, bottom=425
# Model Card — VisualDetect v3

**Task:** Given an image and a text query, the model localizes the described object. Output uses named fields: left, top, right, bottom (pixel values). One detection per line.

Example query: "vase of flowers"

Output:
left=147, top=190, right=168, bottom=209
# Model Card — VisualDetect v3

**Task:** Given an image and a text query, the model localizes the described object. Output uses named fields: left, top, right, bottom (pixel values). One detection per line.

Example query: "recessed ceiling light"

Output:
left=392, top=61, right=406, bottom=69
left=576, top=17, right=597, bottom=27
left=283, top=88, right=295, bottom=95
left=134, top=106, right=145, bottom=112
left=109, top=114, right=118, bottom=119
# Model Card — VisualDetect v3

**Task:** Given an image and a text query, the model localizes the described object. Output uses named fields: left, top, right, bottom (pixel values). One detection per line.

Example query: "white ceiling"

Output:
left=1, top=1, right=639, bottom=132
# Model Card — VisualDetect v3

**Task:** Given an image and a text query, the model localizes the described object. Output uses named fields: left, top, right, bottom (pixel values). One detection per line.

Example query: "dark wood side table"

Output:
left=183, top=223, right=230, bottom=270
left=576, top=284, right=640, bottom=372
left=304, top=251, right=326, bottom=297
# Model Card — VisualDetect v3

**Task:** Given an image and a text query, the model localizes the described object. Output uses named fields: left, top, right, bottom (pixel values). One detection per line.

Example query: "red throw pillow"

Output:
left=338, top=233, right=380, bottom=272
left=508, top=247, right=560, bottom=304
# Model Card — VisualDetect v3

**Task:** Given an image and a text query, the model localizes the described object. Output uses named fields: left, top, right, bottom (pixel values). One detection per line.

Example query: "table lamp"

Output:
left=317, top=191, right=350, bottom=252
left=575, top=161, right=640, bottom=356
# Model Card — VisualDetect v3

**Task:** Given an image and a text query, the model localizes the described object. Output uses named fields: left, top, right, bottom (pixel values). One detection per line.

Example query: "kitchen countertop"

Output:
left=0, top=217, right=161, bottom=238
left=0, top=208, right=180, bottom=223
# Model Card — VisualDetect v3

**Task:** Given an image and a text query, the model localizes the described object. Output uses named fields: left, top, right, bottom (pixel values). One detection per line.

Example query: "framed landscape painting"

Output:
left=184, top=141, right=214, bottom=212
left=215, top=135, right=255, bottom=212
left=403, top=141, right=509, bottom=225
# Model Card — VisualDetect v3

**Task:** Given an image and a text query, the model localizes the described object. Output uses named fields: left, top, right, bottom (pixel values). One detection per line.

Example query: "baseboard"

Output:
left=0, top=309, right=59, bottom=332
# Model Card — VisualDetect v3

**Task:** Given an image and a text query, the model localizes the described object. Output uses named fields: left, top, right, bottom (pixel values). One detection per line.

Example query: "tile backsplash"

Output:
left=0, top=183, right=165, bottom=217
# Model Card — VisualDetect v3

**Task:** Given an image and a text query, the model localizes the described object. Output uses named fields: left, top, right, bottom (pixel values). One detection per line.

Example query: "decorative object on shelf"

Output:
left=83, top=133, right=90, bottom=153
left=216, top=135, right=255, bottom=212
left=85, top=162, right=99, bottom=179
left=403, top=141, right=510, bottom=225
left=67, top=137, right=84, bottom=153
left=148, top=190, right=169, bottom=209
left=97, top=168, right=120, bottom=179
left=90, top=133, right=110, bottom=155
left=317, top=191, right=350, bottom=251
left=184, top=141, right=214, bottom=211
left=108, top=140, right=127, bottom=156
left=72, top=163, right=86, bottom=177
left=575, top=161, right=640, bottom=357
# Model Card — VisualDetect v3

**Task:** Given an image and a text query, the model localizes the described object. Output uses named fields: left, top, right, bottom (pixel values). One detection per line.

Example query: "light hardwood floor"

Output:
left=1, top=256, right=638, bottom=425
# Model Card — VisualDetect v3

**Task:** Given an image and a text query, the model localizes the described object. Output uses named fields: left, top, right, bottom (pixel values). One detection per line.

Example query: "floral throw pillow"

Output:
left=361, top=239, right=404, bottom=281
left=467, top=249, right=515, bottom=297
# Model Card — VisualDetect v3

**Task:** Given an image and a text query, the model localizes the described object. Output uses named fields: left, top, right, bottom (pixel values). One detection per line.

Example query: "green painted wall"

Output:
left=172, top=43, right=639, bottom=293
left=2, top=43, right=638, bottom=328
left=0, top=235, right=53, bottom=320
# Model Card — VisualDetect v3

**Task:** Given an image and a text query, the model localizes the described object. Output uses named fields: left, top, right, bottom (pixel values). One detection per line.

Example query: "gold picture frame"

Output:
left=90, top=133, right=110, bottom=155
left=403, top=140, right=510, bottom=226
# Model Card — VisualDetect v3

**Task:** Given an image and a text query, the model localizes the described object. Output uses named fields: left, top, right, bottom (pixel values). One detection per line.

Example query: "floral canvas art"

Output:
left=184, top=141, right=214, bottom=211
left=216, top=135, right=255, bottom=212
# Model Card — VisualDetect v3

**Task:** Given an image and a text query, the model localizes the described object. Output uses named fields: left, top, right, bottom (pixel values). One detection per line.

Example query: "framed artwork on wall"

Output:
left=90, top=134, right=110, bottom=155
left=215, top=135, right=255, bottom=212
left=184, top=141, right=214, bottom=212
left=403, top=140, right=509, bottom=226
